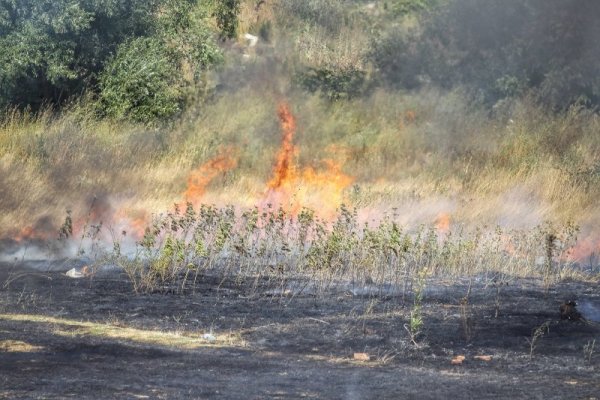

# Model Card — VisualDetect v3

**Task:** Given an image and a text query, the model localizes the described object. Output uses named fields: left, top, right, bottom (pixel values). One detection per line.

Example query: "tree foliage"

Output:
left=213, top=0, right=240, bottom=40
left=99, top=1, right=222, bottom=121
left=0, top=0, right=224, bottom=121
left=0, top=0, right=159, bottom=109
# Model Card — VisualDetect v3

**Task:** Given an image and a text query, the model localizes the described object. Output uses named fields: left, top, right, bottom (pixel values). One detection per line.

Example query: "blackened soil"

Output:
left=1, top=263, right=599, bottom=399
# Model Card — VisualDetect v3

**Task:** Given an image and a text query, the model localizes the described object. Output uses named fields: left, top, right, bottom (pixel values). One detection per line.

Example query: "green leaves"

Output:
left=213, top=0, right=240, bottom=40
left=99, top=37, right=182, bottom=122
left=297, top=67, right=368, bottom=101
left=0, top=0, right=224, bottom=121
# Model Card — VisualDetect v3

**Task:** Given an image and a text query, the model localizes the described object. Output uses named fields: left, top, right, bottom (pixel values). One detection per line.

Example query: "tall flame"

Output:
left=268, top=103, right=298, bottom=190
left=263, top=102, right=354, bottom=218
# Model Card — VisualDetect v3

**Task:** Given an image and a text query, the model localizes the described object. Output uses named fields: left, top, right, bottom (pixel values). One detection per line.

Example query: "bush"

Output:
left=99, top=37, right=183, bottom=122
left=213, top=0, right=241, bottom=40
left=297, top=67, right=369, bottom=101
left=0, top=0, right=224, bottom=121
left=97, top=0, right=224, bottom=122
left=0, top=0, right=159, bottom=110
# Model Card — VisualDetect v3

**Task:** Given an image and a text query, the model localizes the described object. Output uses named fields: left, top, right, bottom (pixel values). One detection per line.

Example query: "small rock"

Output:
left=202, top=333, right=217, bottom=342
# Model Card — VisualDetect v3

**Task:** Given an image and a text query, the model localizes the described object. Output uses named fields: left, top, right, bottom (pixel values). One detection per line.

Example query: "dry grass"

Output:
left=0, top=313, right=245, bottom=350
left=0, top=339, right=45, bottom=353
left=2, top=87, right=600, bottom=269
left=1, top=2, right=599, bottom=272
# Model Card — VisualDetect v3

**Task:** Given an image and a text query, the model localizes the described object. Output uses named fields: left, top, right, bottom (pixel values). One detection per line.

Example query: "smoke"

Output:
left=374, top=0, right=600, bottom=108
left=578, top=300, right=600, bottom=323
left=1, top=0, right=600, bottom=268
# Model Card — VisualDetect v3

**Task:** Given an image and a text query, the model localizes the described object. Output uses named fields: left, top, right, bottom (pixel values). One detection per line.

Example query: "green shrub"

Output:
left=297, top=67, right=369, bottom=101
left=0, top=0, right=223, bottom=120
left=0, top=0, right=159, bottom=110
left=99, top=37, right=183, bottom=122
left=213, top=0, right=241, bottom=40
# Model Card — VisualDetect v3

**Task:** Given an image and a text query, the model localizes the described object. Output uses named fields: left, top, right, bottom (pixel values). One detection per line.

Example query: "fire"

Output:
left=567, top=236, right=600, bottom=263
left=184, top=148, right=238, bottom=205
left=12, top=221, right=55, bottom=243
left=14, top=226, right=37, bottom=243
left=268, top=103, right=298, bottom=190
left=113, top=208, right=149, bottom=239
left=435, top=212, right=451, bottom=234
left=263, top=102, right=354, bottom=218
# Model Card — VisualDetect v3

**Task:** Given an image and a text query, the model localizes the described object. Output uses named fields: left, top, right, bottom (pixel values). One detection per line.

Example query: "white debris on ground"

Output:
left=243, top=33, right=258, bottom=47
left=202, top=333, right=217, bottom=343
left=241, top=33, right=259, bottom=60
left=65, top=265, right=91, bottom=279
left=65, top=266, right=92, bottom=279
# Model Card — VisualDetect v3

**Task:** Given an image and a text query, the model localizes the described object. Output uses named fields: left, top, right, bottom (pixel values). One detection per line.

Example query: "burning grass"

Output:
left=104, top=202, right=586, bottom=296
left=1, top=89, right=600, bottom=276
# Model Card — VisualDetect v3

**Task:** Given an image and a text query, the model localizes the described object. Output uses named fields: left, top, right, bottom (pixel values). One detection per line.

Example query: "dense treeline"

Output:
left=0, top=0, right=235, bottom=121
left=0, top=0, right=598, bottom=121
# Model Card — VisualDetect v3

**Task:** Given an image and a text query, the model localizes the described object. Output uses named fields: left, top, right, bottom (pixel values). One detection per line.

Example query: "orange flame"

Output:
left=113, top=208, right=149, bottom=239
left=12, top=223, right=55, bottom=243
left=435, top=213, right=451, bottom=234
left=14, top=226, right=37, bottom=243
left=263, top=102, right=354, bottom=218
left=184, top=148, right=238, bottom=205
left=268, top=103, right=298, bottom=190
left=567, top=236, right=600, bottom=263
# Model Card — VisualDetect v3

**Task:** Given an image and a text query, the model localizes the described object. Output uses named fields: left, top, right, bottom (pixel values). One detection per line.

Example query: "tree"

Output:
left=0, top=0, right=223, bottom=121
left=99, top=1, right=223, bottom=121
left=0, top=0, right=159, bottom=110
left=213, top=0, right=240, bottom=40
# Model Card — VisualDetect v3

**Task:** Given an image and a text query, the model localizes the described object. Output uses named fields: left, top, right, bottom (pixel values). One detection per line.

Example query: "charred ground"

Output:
left=1, top=262, right=598, bottom=399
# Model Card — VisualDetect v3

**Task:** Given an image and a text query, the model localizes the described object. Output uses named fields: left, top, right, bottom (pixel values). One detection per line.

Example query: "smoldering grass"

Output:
left=102, top=202, right=583, bottom=297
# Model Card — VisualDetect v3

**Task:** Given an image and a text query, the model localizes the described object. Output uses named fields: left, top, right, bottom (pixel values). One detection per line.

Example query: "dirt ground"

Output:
left=1, top=260, right=599, bottom=399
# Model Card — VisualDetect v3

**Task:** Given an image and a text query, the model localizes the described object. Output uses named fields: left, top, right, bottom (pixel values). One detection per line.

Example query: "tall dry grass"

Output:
left=1, top=87, right=599, bottom=248
left=1, top=0, right=600, bottom=272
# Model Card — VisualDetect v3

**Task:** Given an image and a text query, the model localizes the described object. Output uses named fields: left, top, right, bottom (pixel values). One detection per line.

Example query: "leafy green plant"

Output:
left=0, top=0, right=222, bottom=121
left=297, top=67, right=368, bottom=101
left=405, top=266, right=428, bottom=346
left=0, top=0, right=159, bottom=110
left=106, top=201, right=583, bottom=296
left=213, top=0, right=241, bottom=40
left=99, top=37, right=183, bottom=122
